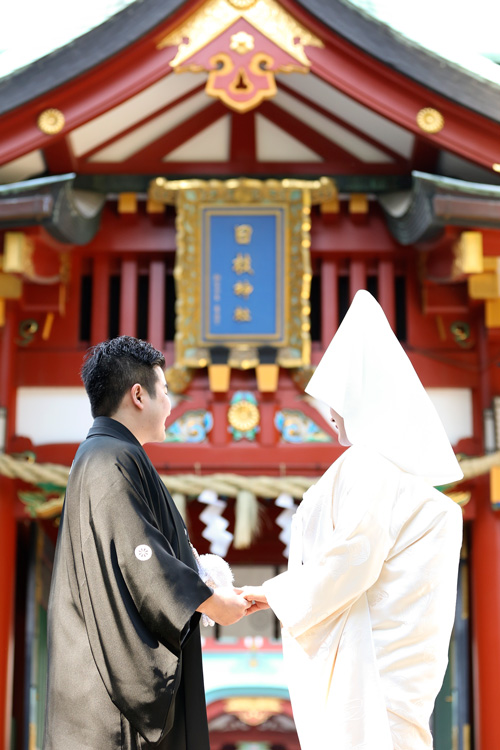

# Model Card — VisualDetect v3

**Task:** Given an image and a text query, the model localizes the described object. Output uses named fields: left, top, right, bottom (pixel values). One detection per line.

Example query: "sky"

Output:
left=0, top=0, right=499, bottom=80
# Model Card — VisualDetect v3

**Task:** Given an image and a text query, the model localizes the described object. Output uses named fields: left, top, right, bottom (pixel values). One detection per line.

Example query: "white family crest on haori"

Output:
left=262, top=291, right=463, bottom=750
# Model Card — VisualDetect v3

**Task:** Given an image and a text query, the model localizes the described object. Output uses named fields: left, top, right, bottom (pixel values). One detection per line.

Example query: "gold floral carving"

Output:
left=37, top=108, right=65, bottom=135
left=157, top=0, right=323, bottom=68
left=230, top=31, right=255, bottom=54
left=416, top=107, right=444, bottom=134
left=165, top=365, right=194, bottom=394
left=228, top=400, right=260, bottom=431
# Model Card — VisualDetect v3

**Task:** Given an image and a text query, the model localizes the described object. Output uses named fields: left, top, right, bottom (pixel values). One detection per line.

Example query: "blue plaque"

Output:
left=201, top=206, right=286, bottom=344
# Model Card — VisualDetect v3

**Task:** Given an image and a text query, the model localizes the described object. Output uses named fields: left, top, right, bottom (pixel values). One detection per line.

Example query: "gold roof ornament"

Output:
left=37, top=108, right=65, bottom=135
left=416, top=107, right=444, bottom=134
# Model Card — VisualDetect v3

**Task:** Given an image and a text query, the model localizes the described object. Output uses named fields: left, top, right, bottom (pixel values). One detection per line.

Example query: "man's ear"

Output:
left=130, top=383, right=144, bottom=409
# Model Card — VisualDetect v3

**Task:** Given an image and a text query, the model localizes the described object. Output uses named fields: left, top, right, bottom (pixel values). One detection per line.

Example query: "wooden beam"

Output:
left=229, top=111, right=256, bottom=162
left=278, top=79, right=406, bottom=164
left=258, top=101, right=366, bottom=167
left=124, top=101, right=227, bottom=169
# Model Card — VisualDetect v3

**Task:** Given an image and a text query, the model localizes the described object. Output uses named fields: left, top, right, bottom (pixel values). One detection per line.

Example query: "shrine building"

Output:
left=1, top=0, right=500, bottom=748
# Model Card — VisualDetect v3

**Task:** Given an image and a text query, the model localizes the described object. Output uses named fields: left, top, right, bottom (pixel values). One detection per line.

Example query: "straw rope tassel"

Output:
left=234, top=489, right=261, bottom=549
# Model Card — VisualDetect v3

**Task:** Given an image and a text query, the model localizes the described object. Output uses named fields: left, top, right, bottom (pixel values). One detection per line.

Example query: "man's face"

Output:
left=329, top=407, right=351, bottom=447
left=143, top=366, right=172, bottom=443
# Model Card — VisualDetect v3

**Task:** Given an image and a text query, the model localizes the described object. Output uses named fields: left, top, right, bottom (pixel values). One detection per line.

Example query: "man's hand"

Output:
left=197, top=586, right=251, bottom=626
left=242, top=586, right=270, bottom=615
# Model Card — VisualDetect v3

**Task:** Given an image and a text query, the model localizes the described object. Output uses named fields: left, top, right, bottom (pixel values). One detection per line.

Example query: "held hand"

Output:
left=197, top=586, right=251, bottom=626
left=242, top=585, right=270, bottom=614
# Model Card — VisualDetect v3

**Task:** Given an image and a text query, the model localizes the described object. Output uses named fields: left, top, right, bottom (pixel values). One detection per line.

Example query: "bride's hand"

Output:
left=241, top=585, right=270, bottom=614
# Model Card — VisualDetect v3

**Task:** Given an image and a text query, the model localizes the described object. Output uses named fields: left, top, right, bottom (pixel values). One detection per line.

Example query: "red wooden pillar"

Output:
left=120, top=259, right=138, bottom=336
left=211, top=397, right=229, bottom=446
left=349, top=260, right=366, bottom=300
left=0, top=478, right=16, bottom=750
left=148, top=260, right=165, bottom=351
left=91, top=254, right=110, bottom=344
left=259, top=396, right=277, bottom=446
left=471, top=476, right=500, bottom=750
left=321, top=259, right=338, bottom=350
left=378, top=259, right=396, bottom=330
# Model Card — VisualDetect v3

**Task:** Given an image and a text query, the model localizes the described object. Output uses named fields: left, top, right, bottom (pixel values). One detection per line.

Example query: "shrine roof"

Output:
left=0, top=0, right=185, bottom=116
left=0, top=173, right=104, bottom=244
left=0, top=0, right=499, bottom=124
left=296, top=0, right=500, bottom=124
left=380, top=171, right=500, bottom=245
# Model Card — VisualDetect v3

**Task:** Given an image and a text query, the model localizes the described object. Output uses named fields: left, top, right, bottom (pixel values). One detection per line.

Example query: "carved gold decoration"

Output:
left=228, top=399, right=260, bottom=431
left=165, top=365, right=194, bottom=394
left=205, top=50, right=279, bottom=113
left=3, top=232, right=34, bottom=276
left=230, top=30, right=255, bottom=54
left=157, top=0, right=323, bottom=68
left=149, top=177, right=336, bottom=370
left=37, top=108, right=65, bottom=135
left=225, top=696, right=282, bottom=725
left=416, top=107, right=444, bottom=134
left=290, top=366, right=315, bottom=391
left=0, top=273, right=22, bottom=299
left=227, top=0, right=257, bottom=8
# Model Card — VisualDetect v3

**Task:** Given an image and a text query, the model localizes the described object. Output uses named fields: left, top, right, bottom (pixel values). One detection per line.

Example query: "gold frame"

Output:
left=148, top=177, right=336, bottom=369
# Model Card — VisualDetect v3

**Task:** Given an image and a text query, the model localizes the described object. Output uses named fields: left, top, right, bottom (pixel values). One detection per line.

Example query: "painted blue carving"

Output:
left=275, top=409, right=332, bottom=443
left=164, top=410, right=214, bottom=443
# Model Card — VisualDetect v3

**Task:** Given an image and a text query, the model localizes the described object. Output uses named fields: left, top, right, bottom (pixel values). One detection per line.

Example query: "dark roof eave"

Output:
left=0, top=0, right=186, bottom=117
left=0, top=174, right=105, bottom=244
left=1, top=0, right=499, bottom=124
left=380, top=170, right=500, bottom=245
left=295, top=0, right=500, bottom=124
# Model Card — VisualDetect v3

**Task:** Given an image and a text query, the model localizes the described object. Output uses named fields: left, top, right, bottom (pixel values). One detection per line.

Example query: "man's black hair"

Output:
left=81, top=336, right=166, bottom=418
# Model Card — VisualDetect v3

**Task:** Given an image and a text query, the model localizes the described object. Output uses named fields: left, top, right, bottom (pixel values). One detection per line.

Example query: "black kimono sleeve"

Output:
left=78, top=452, right=212, bottom=744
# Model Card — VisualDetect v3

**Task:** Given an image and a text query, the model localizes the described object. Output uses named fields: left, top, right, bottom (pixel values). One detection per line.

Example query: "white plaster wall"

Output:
left=16, top=387, right=92, bottom=445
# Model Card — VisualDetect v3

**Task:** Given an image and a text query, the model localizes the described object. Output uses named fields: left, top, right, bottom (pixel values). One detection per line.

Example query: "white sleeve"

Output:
left=263, top=450, right=401, bottom=641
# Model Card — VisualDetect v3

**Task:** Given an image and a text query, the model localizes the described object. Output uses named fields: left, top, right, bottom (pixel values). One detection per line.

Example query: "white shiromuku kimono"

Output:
left=263, top=291, right=464, bottom=750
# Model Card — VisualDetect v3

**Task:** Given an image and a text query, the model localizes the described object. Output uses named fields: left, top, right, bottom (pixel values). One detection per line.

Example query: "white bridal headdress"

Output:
left=305, top=290, right=463, bottom=486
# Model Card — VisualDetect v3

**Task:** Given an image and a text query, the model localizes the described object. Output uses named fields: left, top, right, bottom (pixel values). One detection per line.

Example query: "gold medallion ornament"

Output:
left=228, top=399, right=260, bottom=431
left=416, top=107, right=444, bottom=134
left=37, top=108, right=65, bottom=135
